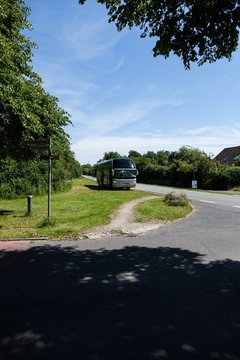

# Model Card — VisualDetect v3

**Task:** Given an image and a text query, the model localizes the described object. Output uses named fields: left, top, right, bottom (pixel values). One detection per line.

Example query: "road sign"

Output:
left=28, top=139, right=50, bottom=150
left=192, top=180, right=198, bottom=189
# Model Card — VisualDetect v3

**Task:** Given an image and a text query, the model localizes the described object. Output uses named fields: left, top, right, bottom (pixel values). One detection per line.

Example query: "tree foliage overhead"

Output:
left=79, top=0, right=240, bottom=68
left=0, top=0, right=71, bottom=158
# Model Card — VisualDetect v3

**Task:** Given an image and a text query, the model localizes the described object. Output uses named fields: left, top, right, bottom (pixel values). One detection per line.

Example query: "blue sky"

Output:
left=27, top=0, right=240, bottom=164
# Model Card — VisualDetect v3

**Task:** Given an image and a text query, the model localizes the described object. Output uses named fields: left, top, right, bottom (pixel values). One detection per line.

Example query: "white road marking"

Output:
left=199, top=200, right=216, bottom=204
left=233, top=206, right=240, bottom=209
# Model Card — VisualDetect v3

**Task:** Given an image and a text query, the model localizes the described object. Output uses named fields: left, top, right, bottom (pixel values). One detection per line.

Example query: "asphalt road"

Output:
left=136, top=182, right=240, bottom=210
left=0, top=183, right=240, bottom=359
left=85, top=175, right=240, bottom=208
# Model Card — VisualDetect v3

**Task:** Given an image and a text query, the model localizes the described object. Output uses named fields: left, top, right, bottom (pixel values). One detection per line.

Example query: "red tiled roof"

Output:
left=214, top=146, right=240, bottom=164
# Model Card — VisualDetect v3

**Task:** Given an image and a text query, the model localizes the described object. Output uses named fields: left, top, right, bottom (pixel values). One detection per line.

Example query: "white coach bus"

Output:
left=95, top=158, right=137, bottom=189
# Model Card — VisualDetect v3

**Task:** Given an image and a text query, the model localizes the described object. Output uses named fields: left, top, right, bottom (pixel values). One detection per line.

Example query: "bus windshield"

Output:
left=113, top=159, right=135, bottom=169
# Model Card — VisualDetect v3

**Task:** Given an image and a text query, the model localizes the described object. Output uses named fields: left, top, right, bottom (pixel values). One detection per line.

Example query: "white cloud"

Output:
left=185, top=127, right=216, bottom=135
left=107, top=57, right=125, bottom=74
left=71, top=125, right=240, bottom=164
left=64, top=20, right=122, bottom=60
left=183, top=125, right=240, bottom=138
left=86, top=85, right=124, bottom=111
left=75, top=97, right=185, bottom=136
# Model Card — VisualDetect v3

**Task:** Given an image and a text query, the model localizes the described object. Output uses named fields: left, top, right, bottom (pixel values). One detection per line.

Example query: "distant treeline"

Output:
left=81, top=147, right=240, bottom=190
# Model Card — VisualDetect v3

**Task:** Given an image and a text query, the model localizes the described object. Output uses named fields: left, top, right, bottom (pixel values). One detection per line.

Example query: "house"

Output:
left=214, top=146, right=240, bottom=165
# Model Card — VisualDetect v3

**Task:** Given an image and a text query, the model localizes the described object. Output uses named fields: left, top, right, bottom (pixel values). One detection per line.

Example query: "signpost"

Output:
left=28, top=138, right=59, bottom=222
left=48, top=140, right=51, bottom=221
left=192, top=167, right=198, bottom=189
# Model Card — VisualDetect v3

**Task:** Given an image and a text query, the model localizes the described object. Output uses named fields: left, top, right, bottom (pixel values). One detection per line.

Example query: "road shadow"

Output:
left=0, top=244, right=240, bottom=359
left=85, top=184, right=106, bottom=191
left=85, top=185, right=126, bottom=191
left=0, top=210, right=14, bottom=216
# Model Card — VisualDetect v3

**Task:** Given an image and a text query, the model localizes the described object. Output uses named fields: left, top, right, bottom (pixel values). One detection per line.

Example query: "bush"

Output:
left=0, top=158, right=72, bottom=199
left=221, top=167, right=240, bottom=189
left=137, top=164, right=167, bottom=184
left=164, top=191, right=189, bottom=206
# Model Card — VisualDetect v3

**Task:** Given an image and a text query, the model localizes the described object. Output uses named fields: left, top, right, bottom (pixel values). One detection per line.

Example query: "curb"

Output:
left=0, top=237, right=48, bottom=242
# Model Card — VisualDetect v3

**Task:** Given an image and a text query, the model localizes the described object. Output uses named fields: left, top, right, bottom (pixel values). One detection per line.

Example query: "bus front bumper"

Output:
left=112, top=179, right=136, bottom=188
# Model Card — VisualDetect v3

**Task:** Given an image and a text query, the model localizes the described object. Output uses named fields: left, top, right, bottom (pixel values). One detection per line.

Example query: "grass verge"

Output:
left=134, top=197, right=192, bottom=223
left=0, top=178, right=152, bottom=239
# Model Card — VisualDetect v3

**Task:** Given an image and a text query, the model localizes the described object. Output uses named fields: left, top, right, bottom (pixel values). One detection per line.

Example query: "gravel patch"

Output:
left=79, top=196, right=165, bottom=239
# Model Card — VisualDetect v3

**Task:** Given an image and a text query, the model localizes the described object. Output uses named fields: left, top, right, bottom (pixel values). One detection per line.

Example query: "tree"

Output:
left=234, top=155, right=240, bottom=166
left=145, top=151, right=159, bottom=163
left=81, top=163, right=94, bottom=176
left=79, top=0, right=240, bottom=68
left=128, top=150, right=142, bottom=158
left=0, top=0, right=71, bottom=159
left=0, top=0, right=81, bottom=197
left=167, top=146, right=216, bottom=187
left=101, top=151, right=124, bottom=161
left=156, top=150, right=170, bottom=165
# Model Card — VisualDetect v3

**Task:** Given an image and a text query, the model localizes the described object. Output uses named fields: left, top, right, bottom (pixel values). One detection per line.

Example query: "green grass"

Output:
left=0, top=178, right=153, bottom=239
left=134, top=197, right=192, bottom=223
left=0, top=178, right=193, bottom=239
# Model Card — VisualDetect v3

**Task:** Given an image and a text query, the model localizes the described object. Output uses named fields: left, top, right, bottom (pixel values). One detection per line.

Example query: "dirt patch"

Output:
left=79, top=196, right=165, bottom=240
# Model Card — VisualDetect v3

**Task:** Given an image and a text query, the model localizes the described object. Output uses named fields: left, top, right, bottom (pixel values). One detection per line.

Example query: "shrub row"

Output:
left=0, top=158, right=72, bottom=199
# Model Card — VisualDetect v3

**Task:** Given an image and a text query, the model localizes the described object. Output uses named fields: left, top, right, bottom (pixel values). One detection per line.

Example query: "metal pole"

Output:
left=48, top=139, right=52, bottom=221
left=27, top=195, right=33, bottom=215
